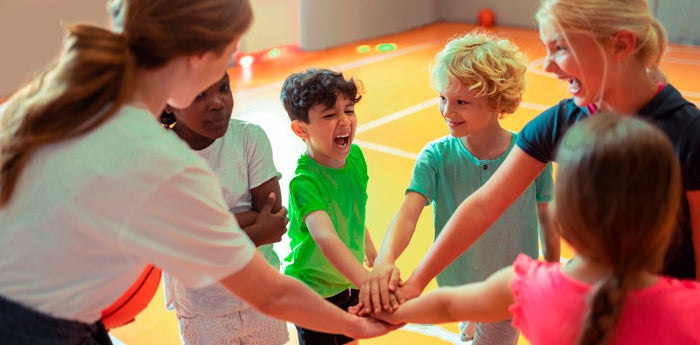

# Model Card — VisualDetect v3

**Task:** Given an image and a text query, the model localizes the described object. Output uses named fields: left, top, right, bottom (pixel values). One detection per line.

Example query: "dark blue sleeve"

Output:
left=516, top=99, right=589, bottom=163
left=638, top=84, right=700, bottom=190
left=677, top=110, right=700, bottom=191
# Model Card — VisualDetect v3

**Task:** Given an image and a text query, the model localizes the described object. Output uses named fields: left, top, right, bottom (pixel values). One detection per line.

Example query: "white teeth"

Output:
left=335, top=134, right=349, bottom=139
left=569, top=79, right=581, bottom=94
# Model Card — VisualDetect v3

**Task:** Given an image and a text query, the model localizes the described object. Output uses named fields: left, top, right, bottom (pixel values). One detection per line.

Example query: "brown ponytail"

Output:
left=0, top=0, right=253, bottom=207
left=0, top=25, right=135, bottom=206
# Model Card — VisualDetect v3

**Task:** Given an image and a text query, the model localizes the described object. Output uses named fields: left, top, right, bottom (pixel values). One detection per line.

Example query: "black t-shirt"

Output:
left=517, top=84, right=700, bottom=279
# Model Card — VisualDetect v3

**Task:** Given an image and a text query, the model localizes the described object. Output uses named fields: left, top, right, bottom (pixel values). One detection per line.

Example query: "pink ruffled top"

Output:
left=509, top=254, right=700, bottom=345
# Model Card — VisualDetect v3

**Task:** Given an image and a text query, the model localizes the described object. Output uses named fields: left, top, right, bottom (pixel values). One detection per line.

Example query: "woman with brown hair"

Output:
left=0, top=0, right=395, bottom=343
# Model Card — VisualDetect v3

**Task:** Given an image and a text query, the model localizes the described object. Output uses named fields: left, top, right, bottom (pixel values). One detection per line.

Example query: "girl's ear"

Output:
left=611, top=30, right=637, bottom=61
left=291, top=120, right=309, bottom=140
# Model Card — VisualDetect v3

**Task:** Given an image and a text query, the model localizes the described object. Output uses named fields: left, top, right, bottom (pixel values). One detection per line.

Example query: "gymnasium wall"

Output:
left=297, top=0, right=437, bottom=51
left=239, top=0, right=300, bottom=53
left=438, top=0, right=539, bottom=28
left=1, top=0, right=698, bottom=98
left=0, top=0, right=110, bottom=98
left=652, top=0, right=700, bottom=45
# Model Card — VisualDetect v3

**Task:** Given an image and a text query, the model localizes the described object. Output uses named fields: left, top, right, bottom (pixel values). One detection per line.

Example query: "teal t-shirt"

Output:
left=284, top=144, right=368, bottom=297
left=408, top=133, right=553, bottom=286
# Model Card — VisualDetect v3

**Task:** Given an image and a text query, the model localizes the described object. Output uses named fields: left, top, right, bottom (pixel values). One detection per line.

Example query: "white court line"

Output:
left=236, top=41, right=442, bottom=99
left=400, top=324, right=467, bottom=344
left=520, top=101, right=551, bottom=112
left=356, top=98, right=438, bottom=134
left=354, top=139, right=418, bottom=160
left=683, top=90, right=700, bottom=99
left=109, top=335, right=127, bottom=345
left=237, top=40, right=700, bottom=164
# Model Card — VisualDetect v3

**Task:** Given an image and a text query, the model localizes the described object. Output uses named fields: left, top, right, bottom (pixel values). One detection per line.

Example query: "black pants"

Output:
left=0, top=295, right=112, bottom=345
left=295, top=288, right=359, bottom=345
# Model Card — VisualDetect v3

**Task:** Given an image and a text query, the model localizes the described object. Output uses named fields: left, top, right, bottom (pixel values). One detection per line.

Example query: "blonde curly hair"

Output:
left=430, top=29, right=528, bottom=117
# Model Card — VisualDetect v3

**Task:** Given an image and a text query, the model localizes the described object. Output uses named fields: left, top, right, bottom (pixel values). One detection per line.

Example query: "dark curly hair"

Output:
left=280, top=67, right=362, bottom=123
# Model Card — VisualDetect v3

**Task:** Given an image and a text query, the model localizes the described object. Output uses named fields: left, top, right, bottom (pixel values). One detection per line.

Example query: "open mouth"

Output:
left=568, top=78, right=581, bottom=94
left=334, top=134, right=350, bottom=148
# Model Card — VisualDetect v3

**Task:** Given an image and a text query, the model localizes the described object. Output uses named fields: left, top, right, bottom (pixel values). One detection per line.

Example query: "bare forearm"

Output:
left=537, top=202, right=560, bottom=262
left=376, top=219, right=414, bottom=265
left=388, top=288, right=456, bottom=324
left=376, top=194, right=424, bottom=265
left=235, top=210, right=268, bottom=247
left=235, top=210, right=257, bottom=228
left=409, top=148, right=546, bottom=290
left=408, top=198, right=494, bottom=290
left=317, top=234, right=370, bottom=286
left=258, top=273, right=362, bottom=336
left=390, top=267, right=515, bottom=325
left=220, top=253, right=363, bottom=338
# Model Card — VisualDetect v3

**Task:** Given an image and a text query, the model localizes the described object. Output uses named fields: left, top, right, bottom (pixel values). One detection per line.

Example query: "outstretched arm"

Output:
left=305, top=210, right=370, bottom=287
left=364, top=227, right=377, bottom=268
left=370, top=266, right=515, bottom=326
left=538, top=202, right=560, bottom=262
left=359, top=192, right=426, bottom=314
left=405, top=147, right=546, bottom=296
left=219, top=252, right=399, bottom=339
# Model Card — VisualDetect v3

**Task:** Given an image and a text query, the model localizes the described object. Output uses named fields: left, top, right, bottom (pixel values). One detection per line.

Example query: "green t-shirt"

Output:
left=284, top=144, right=368, bottom=297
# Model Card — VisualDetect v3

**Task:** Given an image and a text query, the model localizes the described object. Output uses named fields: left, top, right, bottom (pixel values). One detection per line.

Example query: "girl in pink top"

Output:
left=366, top=113, right=700, bottom=344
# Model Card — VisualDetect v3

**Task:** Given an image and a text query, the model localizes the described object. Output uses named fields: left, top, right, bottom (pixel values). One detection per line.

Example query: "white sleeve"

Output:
left=245, top=124, right=282, bottom=188
left=122, top=164, right=256, bottom=289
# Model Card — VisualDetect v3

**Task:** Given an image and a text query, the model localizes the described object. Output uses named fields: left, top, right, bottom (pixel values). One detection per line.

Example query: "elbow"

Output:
left=253, top=298, right=280, bottom=316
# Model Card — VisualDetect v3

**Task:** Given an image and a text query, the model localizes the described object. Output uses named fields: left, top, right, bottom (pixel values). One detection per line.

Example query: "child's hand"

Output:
left=358, top=263, right=405, bottom=315
left=252, top=193, right=288, bottom=245
left=350, top=287, right=403, bottom=316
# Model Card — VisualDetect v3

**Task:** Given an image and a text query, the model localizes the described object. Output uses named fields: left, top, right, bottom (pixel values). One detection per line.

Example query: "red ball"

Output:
left=478, top=8, right=495, bottom=27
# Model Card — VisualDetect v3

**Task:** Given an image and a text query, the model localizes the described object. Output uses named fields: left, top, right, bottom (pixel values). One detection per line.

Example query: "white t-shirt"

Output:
left=164, top=119, right=282, bottom=316
left=0, top=106, right=255, bottom=323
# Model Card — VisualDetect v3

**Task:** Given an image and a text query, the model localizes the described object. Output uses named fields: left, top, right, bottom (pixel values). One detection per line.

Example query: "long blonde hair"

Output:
left=0, top=0, right=253, bottom=206
left=536, top=0, right=667, bottom=79
left=555, top=113, right=680, bottom=345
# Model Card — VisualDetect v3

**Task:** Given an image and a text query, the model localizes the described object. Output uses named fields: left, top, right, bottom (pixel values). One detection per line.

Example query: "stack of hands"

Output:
left=349, top=262, right=421, bottom=325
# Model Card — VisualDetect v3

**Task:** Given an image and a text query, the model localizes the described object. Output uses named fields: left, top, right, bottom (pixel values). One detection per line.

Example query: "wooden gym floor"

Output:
left=109, top=22, right=700, bottom=345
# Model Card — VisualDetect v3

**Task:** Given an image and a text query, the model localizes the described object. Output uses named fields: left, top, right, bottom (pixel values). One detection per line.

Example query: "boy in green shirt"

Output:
left=281, top=67, right=388, bottom=345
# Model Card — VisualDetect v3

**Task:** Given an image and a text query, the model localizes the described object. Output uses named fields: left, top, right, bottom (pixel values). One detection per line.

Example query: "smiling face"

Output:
left=437, top=81, right=499, bottom=138
left=170, top=73, right=234, bottom=150
left=539, top=19, right=614, bottom=107
left=292, top=94, right=357, bottom=168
